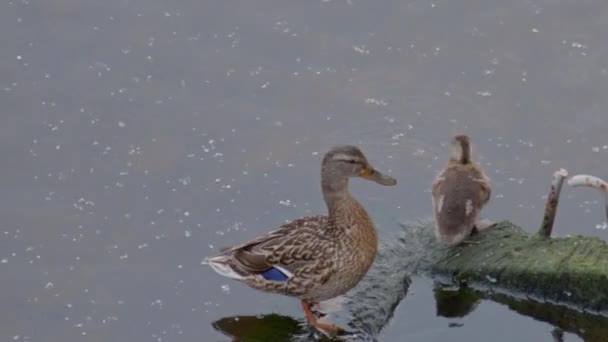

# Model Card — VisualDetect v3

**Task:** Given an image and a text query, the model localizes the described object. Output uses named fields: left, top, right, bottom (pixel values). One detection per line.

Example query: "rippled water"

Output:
left=2, top=0, right=607, bottom=341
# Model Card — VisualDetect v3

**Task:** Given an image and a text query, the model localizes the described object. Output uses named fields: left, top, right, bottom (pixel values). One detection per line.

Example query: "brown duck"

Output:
left=208, top=145, right=397, bottom=333
left=432, top=134, right=491, bottom=245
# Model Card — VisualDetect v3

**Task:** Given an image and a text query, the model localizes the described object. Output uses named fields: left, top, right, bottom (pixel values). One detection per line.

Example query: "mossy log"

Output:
left=213, top=220, right=608, bottom=341
left=408, top=220, right=608, bottom=314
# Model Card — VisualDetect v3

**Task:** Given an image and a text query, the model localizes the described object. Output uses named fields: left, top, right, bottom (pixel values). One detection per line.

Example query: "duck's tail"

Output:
left=208, top=253, right=294, bottom=282
left=208, top=255, right=245, bottom=280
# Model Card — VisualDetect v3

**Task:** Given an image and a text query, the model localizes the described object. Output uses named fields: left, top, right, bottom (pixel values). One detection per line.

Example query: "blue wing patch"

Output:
left=261, top=267, right=290, bottom=281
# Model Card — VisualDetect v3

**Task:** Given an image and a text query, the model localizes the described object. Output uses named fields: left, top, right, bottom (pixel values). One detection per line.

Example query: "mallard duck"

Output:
left=208, top=145, right=397, bottom=333
left=432, top=134, right=491, bottom=245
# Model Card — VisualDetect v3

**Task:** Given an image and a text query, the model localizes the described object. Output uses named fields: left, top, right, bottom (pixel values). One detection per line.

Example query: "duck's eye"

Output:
left=345, top=159, right=357, bottom=164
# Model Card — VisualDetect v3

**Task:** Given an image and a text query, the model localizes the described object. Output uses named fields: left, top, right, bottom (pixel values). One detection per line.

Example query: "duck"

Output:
left=208, top=145, right=397, bottom=333
left=431, top=134, right=491, bottom=245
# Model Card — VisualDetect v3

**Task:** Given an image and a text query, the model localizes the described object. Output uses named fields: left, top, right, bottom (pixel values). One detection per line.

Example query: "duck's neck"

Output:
left=322, top=176, right=377, bottom=258
left=321, top=175, right=352, bottom=213
left=321, top=178, right=373, bottom=229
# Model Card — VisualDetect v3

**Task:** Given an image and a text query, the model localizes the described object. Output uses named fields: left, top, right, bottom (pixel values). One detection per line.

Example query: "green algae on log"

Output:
left=404, top=220, right=608, bottom=315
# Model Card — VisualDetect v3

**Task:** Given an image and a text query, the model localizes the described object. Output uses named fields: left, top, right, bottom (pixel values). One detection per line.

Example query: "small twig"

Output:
left=537, top=169, right=568, bottom=238
left=567, top=174, right=608, bottom=223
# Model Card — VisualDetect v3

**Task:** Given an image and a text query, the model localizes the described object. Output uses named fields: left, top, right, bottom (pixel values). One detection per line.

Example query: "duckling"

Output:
left=432, top=134, right=491, bottom=245
left=208, top=145, right=397, bottom=333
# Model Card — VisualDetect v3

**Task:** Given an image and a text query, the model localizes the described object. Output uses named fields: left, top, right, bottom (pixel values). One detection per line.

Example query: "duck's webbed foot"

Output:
left=301, top=301, right=346, bottom=335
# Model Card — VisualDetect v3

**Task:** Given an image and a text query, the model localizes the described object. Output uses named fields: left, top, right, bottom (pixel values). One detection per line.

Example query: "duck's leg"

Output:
left=464, top=220, right=493, bottom=244
left=308, top=302, right=325, bottom=318
left=301, top=300, right=344, bottom=333
left=464, top=226, right=481, bottom=244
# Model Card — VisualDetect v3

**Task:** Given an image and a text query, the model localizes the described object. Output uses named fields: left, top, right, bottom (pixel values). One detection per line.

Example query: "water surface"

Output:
left=2, top=0, right=608, bottom=341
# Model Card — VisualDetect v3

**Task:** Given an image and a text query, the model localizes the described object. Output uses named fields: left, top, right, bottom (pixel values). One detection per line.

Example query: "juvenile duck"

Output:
left=208, top=145, right=397, bottom=333
left=432, top=134, right=491, bottom=245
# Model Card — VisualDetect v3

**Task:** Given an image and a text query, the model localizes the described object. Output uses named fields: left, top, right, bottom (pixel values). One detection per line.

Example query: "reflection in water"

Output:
left=552, top=328, right=565, bottom=342
left=213, top=281, right=608, bottom=342
left=212, top=314, right=307, bottom=342
left=434, top=284, right=608, bottom=342
left=212, top=314, right=370, bottom=342
left=433, top=285, right=481, bottom=318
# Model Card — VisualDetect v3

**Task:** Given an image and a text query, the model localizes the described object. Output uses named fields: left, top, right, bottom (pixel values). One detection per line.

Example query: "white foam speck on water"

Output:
left=221, top=284, right=231, bottom=294
left=365, top=98, right=387, bottom=106
left=485, top=275, right=497, bottom=283
left=150, top=299, right=163, bottom=309
left=353, top=45, right=370, bottom=55
left=596, top=222, right=608, bottom=230
left=279, top=199, right=294, bottom=207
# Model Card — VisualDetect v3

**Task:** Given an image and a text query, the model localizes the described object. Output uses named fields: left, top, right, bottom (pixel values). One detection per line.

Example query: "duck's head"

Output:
left=321, top=145, right=397, bottom=187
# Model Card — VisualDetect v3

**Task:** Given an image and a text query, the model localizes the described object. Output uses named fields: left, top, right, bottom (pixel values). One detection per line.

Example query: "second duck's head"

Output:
left=321, top=145, right=397, bottom=190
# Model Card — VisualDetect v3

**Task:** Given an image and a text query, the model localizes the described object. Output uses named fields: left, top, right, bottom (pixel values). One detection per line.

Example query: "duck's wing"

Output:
left=477, top=175, right=491, bottom=204
left=432, top=166, right=491, bottom=212
left=431, top=170, right=447, bottom=212
left=209, top=216, right=332, bottom=281
left=431, top=166, right=492, bottom=244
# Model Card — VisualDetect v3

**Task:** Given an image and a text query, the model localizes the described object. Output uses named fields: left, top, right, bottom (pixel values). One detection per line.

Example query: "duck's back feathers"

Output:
left=432, top=163, right=491, bottom=244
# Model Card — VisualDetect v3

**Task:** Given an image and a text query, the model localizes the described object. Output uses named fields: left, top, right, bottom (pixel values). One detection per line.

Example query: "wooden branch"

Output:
left=537, top=169, right=568, bottom=238
left=568, top=174, right=608, bottom=223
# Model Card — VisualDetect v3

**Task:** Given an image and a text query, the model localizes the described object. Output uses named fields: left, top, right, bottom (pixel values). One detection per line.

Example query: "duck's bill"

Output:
left=360, top=168, right=397, bottom=186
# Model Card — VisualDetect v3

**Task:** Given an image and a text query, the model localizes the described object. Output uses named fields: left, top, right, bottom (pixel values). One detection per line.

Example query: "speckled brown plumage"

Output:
left=208, top=145, right=397, bottom=333
left=432, top=135, right=491, bottom=245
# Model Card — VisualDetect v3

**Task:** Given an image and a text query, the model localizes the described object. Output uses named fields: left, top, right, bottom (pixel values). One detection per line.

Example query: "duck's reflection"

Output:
left=212, top=314, right=307, bottom=342
left=212, top=314, right=372, bottom=342
left=433, top=285, right=481, bottom=318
